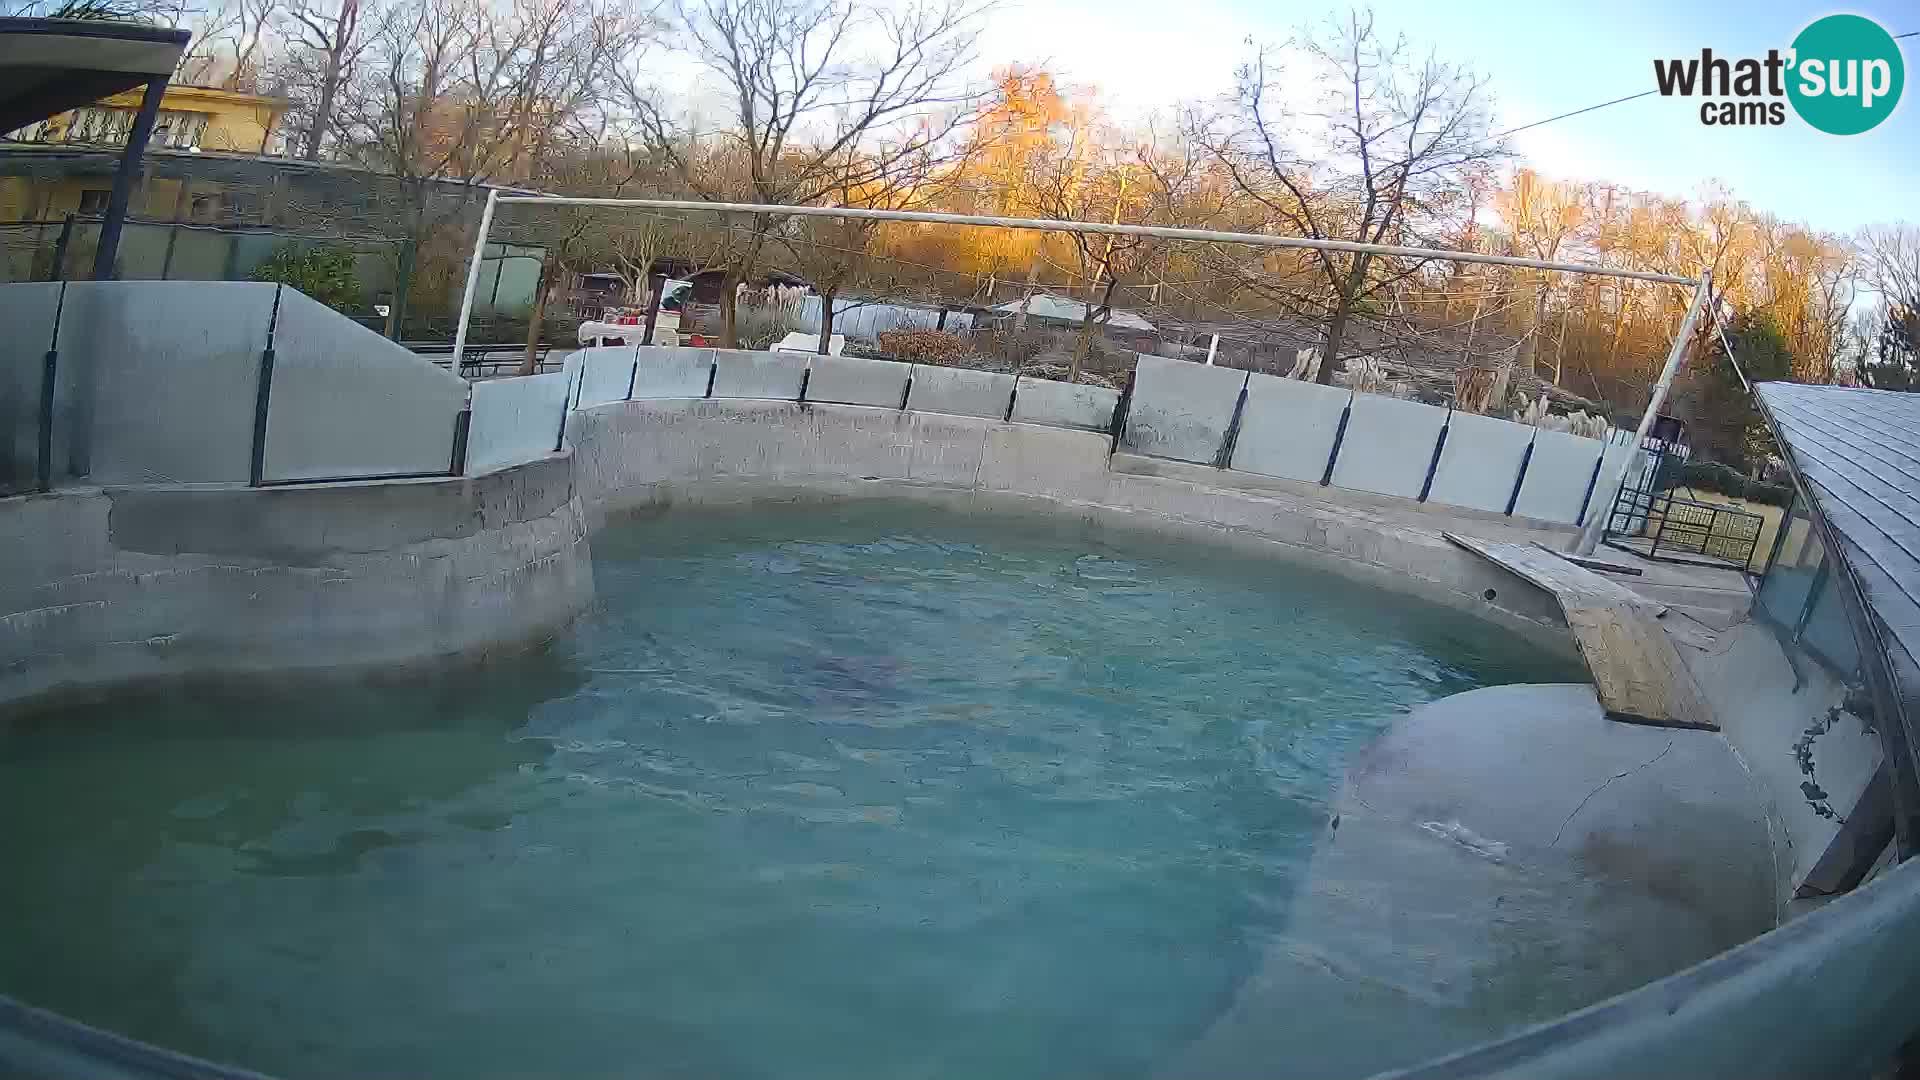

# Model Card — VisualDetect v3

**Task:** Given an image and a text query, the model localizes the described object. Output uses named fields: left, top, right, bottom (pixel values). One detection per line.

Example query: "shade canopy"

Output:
left=0, top=17, right=188, bottom=135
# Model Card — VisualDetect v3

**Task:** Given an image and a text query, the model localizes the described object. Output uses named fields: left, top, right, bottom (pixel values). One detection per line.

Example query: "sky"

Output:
left=972, top=0, right=1917, bottom=235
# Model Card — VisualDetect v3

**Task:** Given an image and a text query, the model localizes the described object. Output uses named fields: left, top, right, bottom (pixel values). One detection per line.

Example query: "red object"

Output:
left=688, top=334, right=710, bottom=347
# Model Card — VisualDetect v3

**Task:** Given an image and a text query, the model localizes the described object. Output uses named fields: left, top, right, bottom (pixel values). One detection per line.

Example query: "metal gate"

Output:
left=1603, top=480, right=1766, bottom=572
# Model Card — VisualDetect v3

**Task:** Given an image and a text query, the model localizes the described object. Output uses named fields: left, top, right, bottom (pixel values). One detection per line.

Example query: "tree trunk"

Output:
left=300, top=0, right=356, bottom=160
left=385, top=233, right=416, bottom=340
left=1522, top=280, right=1550, bottom=381
left=1071, top=306, right=1096, bottom=383
left=817, top=290, right=836, bottom=354
left=1012, top=258, right=1041, bottom=333
left=1070, top=277, right=1118, bottom=383
left=719, top=270, right=741, bottom=349
left=520, top=258, right=557, bottom=376
left=639, top=271, right=663, bottom=346
left=1317, top=256, right=1370, bottom=386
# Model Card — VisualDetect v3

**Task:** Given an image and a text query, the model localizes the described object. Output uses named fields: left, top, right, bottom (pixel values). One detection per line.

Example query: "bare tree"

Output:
left=277, top=0, right=371, bottom=159
left=775, top=142, right=951, bottom=353
left=0, top=0, right=186, bottom=21
left=1204, top=10, right=1503, bottom=384
left=618, top=0, right=989, bottom=347
left=1857, top=223, right=1920, bottom=388
left=1862, top=224, right=1920, bottom=343
left=322, top=0, right=653, bottom=334
left=173, top=0, right=281, bottom=90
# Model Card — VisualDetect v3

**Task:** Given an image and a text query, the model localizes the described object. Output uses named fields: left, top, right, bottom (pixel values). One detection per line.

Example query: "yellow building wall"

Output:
left=36, top=85, right=286, bottom=156
left=3, top=85, right=285, bottom=230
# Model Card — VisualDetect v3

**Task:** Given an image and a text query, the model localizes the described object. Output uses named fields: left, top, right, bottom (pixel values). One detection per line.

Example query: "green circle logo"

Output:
left=1787, top=14, right=1904, bottom=135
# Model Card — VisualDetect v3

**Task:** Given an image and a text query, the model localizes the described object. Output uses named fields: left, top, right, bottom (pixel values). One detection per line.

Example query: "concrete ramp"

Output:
left=1445, top=533, right=1717, bottom=730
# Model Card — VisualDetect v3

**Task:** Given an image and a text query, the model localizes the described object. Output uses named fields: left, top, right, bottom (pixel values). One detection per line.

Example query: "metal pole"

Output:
left=452, top=187, right=500, bottom=371
left=490, top=196, right=1698, bottom=287
left=1572, top=272, right=1712, bottom=556
left=47, top=213, right=74, bottom=281
left=93, top=76, right=167, bottom=281
left=1205, top=333, right=1220, bottom=365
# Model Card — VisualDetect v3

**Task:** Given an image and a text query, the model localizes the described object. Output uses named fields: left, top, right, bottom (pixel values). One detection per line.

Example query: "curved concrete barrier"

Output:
left=0, top=454, right=591, bottom=711
left=564, top=397, right=1574, bottom=647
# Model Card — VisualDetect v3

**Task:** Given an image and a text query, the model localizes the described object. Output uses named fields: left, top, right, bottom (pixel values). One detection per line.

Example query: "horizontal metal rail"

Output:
left=486, top=196, right=1699, bottom=286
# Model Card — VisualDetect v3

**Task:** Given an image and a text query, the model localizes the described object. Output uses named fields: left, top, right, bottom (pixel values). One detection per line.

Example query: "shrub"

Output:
left=876, top=329, right=977, bottom=366
left=249, top=244, right=362, bottom=313
left=733, top=292, right=807, bottom=350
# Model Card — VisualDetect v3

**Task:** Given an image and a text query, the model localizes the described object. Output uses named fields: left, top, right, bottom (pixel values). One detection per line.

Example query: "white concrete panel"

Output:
left=1009, top=377, right=1119, bottom=432
left=629, top=346, right=714, bottom=400
left=1426, top=410, right=1537, bottom=514
left=979, top=423, right=1113, bottom=499
left=574, top=346, right=640, bottom=407
left=806, top=354, right=912, bottom=407
left=467, top=371, right=570, bottom=475
left=56, top=280, right=275, bottom=485
left=711, top=349, right=807, bottom=400
left=1329, top=392, right=1450, bottom=499
left=1229, top=373, right=1351, bottom=482
left=1121, top=354, right=1247, bottom=464
left=1592, top=440, right=1648, bottom=530
left=908, top=365, right=1015, bottom=419
left=261, top=288, right=470, bottom=481
left=0, top=283, right=60, bottom=493
left=1513, top=428, right=1606, bottom=525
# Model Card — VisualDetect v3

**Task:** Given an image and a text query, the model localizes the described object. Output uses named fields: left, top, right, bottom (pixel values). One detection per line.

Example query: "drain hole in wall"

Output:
left=1482, top=588, right=1498, bottom=601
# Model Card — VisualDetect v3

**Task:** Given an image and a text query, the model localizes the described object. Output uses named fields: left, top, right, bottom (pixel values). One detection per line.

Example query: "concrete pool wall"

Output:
left=564, top=397, right=1578, bottom=648
left=0, top=453, right=589, bottom=710
left=2, top=319, right=1915, bottom=1078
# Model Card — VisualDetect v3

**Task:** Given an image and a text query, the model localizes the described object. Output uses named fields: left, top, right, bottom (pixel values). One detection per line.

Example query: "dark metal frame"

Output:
left=1603, top=484, right=1766, bottom=571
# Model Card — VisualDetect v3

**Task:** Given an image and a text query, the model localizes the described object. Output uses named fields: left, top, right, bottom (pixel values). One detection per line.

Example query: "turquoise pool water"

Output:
left=1, top=502, right=1578, bottom=1080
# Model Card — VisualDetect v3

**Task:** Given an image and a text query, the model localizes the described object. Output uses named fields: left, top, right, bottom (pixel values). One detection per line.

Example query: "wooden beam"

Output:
left=1447, top=533, right=1716, bottom=730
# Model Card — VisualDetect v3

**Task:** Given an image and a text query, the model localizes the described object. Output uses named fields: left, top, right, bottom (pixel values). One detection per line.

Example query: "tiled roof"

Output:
left=1756, top=382, right=1920, bottom=769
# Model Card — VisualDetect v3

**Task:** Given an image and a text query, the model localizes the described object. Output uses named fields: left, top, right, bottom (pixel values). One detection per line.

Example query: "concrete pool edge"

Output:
left=566, top=398, right=1580, bottom=657
left=0, top=453, right=592, bottom=712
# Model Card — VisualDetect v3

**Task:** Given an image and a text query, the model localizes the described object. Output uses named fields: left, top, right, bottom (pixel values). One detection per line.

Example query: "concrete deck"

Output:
left=1163, top=683, right=1777, bottom=1080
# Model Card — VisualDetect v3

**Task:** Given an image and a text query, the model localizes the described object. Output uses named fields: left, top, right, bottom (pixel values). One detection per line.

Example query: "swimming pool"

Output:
left=0, top=501, right=1583, bottom=1079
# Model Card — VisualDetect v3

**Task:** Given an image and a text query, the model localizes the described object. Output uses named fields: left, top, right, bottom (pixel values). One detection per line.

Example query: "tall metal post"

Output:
left=1572, top=271, right=1712, bottom=556
left=92, top=76, right=167, bottom=281
left=452, top=188, right=500, bottom=371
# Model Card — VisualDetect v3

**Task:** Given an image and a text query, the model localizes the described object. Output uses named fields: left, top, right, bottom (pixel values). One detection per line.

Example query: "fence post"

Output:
left=46, top=214, right=75, bottom=282
left=1504, top=438, right=1535, bottom=516
left=449, top=408, right=471, bottom=476
left=1321, top=399, right=1353, bottom=486
left=248, top=286, right=283, bottom=486
left=92, top=76, right=165, bottom=281
left=159, top=222, right=181, bottom=280
left=1417, top=411, right=1451, bottom=502
left=1108, top=369, right=1135, bottom=453
left=35, top=283, right=66, bottom=493
left=1213, top=375, right=1251, bottom=469
left=1573, top=451, right=1607, bottom=529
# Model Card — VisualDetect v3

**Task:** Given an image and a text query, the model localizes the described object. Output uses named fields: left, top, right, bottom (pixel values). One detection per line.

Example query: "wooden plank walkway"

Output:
left=1447, top=533, right=1718, bottom=731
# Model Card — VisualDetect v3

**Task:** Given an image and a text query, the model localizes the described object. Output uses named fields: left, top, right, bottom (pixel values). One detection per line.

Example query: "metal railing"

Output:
left=1603, top=483, right=1766, bottom=572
